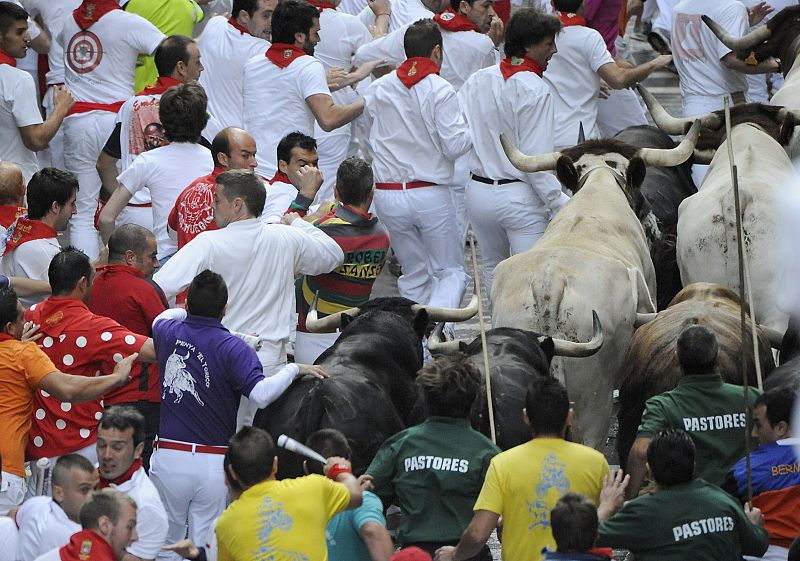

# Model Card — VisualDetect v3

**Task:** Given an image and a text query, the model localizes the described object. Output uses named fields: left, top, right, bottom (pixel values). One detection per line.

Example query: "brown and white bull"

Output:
left=493, top=121, right=701, bottom=449
left=638, top=87, right=798, bottom=332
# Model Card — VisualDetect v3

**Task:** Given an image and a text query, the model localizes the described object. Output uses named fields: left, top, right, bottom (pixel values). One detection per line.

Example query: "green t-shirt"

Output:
left=637, top=374, right=761, bottom=485
left=598, top=478, right=769, bottom=561
left=367, top=417, right=500, bottom=544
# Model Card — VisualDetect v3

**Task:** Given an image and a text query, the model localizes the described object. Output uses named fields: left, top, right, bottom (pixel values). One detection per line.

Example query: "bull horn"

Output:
left=305, top=291, right=360, bottom=333
left=500, top=133, right=561, bottom=173
left=550, top=310, right=604, bottom=357
left=701, top=14, right=771, bottom=51
left=426, top=322, right=465, bottom=354
left=693, top=148, right=716, bottom=164
left=758, top=324, right=785, bottom=349
left=411, top=292, right=480, bottom=322
left=638, top=119, right=702, bottom=167
left=778, top=107, right=800, bottom=124
left=578, top=122, right=586, bottom=144
left=634, top=312, right=658, bottom=327
left=637, top=85, right=721, bottom=134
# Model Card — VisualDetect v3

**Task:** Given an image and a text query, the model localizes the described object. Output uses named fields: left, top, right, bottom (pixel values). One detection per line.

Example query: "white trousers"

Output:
left=117, top=204, right=155, bottom=232
left=597, top=88, right=649, bottom=138
left=315, top=124, right=352, bottom=206
left=294, top=330, right=340, bottom=365
left=466, top=179, right=549, bottom=296
left=451, top=154, right=471, bottom=245
left=149, top=447, right=227, bottom=561
left=236, top=357, right=287, bottom=430
left=63, top=111, right=117, bottom=261
left=39, top=86, right=66, bottom=170
left=0, top=472, right=26, bottom=516
left=374, top=185, right=468, bottom=308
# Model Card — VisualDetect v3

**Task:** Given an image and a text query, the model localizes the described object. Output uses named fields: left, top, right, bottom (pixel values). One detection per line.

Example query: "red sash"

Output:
left=397, top=57, right=440, bottom=89
left=59, top=529, right=116, bottom=561
left=0, top=205, right=26, bottom=229
left=433, top=9, right=479, bottom=32
left=73, top=0, right=122, bottom=31
left=0, top=49, right=16, bottom=67
left=306, top=0, right=336, bottom=11
left=138, top=76, right=182, bottom=96
left=3, top=217, right=56, bottom=256
left=269, top=170, right=291, bottom=185
left=67, top=101, right=125, bottom=117
left=99, top=458, right=142, bottom=488
left=499, top=56, right=543, bottom=80
left=227, top=17, right=250, bottom=35
left=559, top=11, right=587, bottom=27
left=265, top=43, right=307, bottom=68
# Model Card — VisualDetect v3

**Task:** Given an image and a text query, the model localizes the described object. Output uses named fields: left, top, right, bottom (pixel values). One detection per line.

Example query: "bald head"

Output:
left=0, top=161, right=24, bottom=206
left=212, top=128, right=258, bottom=172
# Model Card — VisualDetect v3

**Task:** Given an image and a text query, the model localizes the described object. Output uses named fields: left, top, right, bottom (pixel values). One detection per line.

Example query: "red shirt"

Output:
left=88, top=264, right=168, bottom=404
left=168, top=167, right=224, bottom=250
left=24, top=297, right=147, bottom=459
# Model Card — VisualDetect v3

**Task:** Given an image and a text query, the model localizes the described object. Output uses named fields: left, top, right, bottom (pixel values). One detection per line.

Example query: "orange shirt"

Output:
left=0, top=339, right=57, bottom=476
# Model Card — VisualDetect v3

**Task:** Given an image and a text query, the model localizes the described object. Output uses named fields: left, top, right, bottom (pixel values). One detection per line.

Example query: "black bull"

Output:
left=613, top=125, right=697, bottom=310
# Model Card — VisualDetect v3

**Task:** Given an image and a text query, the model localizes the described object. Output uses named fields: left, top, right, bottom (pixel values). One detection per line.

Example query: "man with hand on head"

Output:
left=263, top=132, right=326, bottom=225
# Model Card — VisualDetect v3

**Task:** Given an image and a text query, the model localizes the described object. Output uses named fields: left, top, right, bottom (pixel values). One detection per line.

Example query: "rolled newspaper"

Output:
left=277, top=434, right=327, bottom=464
left=35, top=457, right=52, bottom=496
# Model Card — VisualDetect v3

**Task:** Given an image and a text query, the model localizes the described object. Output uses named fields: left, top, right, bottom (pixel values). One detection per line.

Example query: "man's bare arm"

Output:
left=38, top=353, right=139, bottom=402
left=18, top=86, right=74, bottom=152
left=306, top=94, right=365, bottom=132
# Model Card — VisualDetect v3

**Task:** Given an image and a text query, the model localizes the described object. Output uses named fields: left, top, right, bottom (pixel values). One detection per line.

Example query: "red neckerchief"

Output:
left=499, top=56, right=543, bottom=80
left=269, top=170, right=291, bottom=185
left=0, top=333, right=14, bottom=342
left=73, top=0, right=122, bottom=31
left=99, top=458, right=142, bottom=488
left=306, top=0, right=336, bottom=11
left=227, top=16, right=251, bottom=35
left=0, top=49, right=16, bottom=67
left=265, top=43, right=307, bottom=68
left=558, top=11, right=587, bottom=27
left=59, top=529, right=116, bottom=561
left=32, top=297, right=95, bottom=338
left=138, top=76, right=182, bottom=96
left=397, top=57, right=440, bottom=88
left=587, top=548, right=613, bottom=559
left=0, top=205, right=26, bottom=228
left=433, top=9, right=479, bottom=32
left=3, top=217, right=57, bottom=256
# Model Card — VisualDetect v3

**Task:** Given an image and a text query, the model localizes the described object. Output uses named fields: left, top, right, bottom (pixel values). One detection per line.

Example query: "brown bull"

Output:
left=616, top=282, right=775, bottom=468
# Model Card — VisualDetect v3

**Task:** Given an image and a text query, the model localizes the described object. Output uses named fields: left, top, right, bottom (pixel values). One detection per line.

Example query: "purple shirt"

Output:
left=153, top=314, right=264, bottom=445
left=584, top=0, right=623, bottom=56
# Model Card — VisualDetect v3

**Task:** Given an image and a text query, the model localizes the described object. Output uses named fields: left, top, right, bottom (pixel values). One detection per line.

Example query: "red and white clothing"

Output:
left=117, top=142, right=214, bottom=261
left=359, top=0, right=432, bottom=32
left=242, top=45, right=331, bottom=178
left=24, top=297, right=148, bottom=460
left=16, top=496, right=80, bottom=561
left=0, top=205, right=25, bottom=229
left=58, top=1, right=164, bottom=260
left=543, top=20, right=615, bottom=149
left=33, top=529, right=116, bottom=561
left=168, top=166, right=224, bottom=250
left=261, top=171, right=298, bottom=225
left=0, top=53, right=44, bottom=184
left=671, top=0, right=749, bottom=116
left=0, top=218, right=60, bottom=308
left=459, top=59, right=568, bottom=295
left=198, top=15, right=269, bottom=129
left=364, top=58, right=471, bottom=308
left=101, top=462, right=168, bottom=560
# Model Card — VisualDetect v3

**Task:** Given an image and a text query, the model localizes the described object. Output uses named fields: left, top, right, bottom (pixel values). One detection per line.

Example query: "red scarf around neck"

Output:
left=2, top=217, right=56, bottom=256
left=0, top=205, right=26, bottom=228
left=227, top=16, right=251, bottom=35
left=0, top=333, right=14, bottom=343
left=397, top=57, right=440, bottom=88
left=73, top=0, right=122, bottom=31
left=59, top=529, right=116, bottom=561
left=265, top=43, right=307, bottom=68
left=559, top=11, right=587, bottom=27
left=138, top=76, right=182, bottom=96
left=269, top=170, right=291, bottom=185
left=0, top=49, right=16, bottom=67
left=434, top=9, right=479, bottom=32
left=499, top=56, right=543, bottom=80
left=306, top=0, right=336, bottom=12
left=99, top=458, right=142, bottom=488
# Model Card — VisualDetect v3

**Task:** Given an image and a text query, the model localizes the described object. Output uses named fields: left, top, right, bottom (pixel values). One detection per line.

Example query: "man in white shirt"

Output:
left=242, top=0, right=365, bottom=178
left=364, top=20, right=471, bottom=309
left=96, top=406, right=167, bottom=561
left=0, top=3, right=74, bottom=185
left=98, top=82, right=214, bottom=264
left=96, top=35, right=208, bottom=234
left=199, top=0, right=273, bottom=129
left=15, top=454, right=96, bottom=561
left=459, top=8, right=568, bottom=296
left=262, top=132, right=324, bottom=225
left=59, top=0, right=164, bottom=261
left=0, top=168, right=77, bottom=308
left=153, top=170, right=343, bottom=427
left=544, top=0, right=672, bottom=149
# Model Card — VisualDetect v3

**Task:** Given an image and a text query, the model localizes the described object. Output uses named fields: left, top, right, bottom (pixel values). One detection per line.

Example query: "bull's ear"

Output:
left=626, top=156, right=646, bottom=191
left=556, top=155, right=579, bottom=192
left=412, top=309, right=429, bottom=340
left=539, top=337, right=555, bottom=363
left=778, top=113, right=796, bottom=147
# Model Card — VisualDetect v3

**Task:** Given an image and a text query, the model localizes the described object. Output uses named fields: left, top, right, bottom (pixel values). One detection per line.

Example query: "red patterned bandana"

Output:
left=434, top=9, right=480, bottom=32
left=397, top=57, right=440, bottom=88
left=499, top=56, right=543, bottom=80
left=265, top=43, right=308, bottom=68
left=2, top=217, right=56, bottom=256
left=73, top=0, right=121, bottom=31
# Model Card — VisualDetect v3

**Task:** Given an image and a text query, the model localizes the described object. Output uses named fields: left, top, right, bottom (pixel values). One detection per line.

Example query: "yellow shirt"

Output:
left=216, top=474, right=351, bottom=561
left=474, top=438, right=609, bottom=561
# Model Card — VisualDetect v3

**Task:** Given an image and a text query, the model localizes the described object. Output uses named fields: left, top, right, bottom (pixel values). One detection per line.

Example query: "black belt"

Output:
left=471, top=174, right=518, bottom=185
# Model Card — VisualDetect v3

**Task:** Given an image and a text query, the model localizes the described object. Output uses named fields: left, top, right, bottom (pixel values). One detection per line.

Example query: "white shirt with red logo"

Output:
left=242, top=52, right=330, bottom=178
left=198, top=15, right=270, bottom=129
left=57, top=9, right=164, bottom=104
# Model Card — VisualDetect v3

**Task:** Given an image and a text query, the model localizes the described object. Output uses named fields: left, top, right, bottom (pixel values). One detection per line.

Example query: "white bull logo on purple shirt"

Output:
left=163, top=349, right=205, bottom=406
